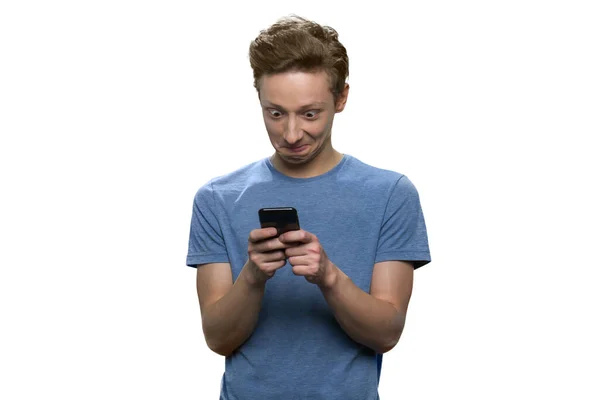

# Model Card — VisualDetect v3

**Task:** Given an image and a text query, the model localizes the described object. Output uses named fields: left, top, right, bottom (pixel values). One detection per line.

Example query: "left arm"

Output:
left=281, top=177, right=427, bottom=353
left=319, top=260, right=413, bottom=354
left=280, top=230, right=414, bottom=354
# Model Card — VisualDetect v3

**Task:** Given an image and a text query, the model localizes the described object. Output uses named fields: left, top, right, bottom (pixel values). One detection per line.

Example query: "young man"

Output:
left=186, top=15, right=431, bottom=400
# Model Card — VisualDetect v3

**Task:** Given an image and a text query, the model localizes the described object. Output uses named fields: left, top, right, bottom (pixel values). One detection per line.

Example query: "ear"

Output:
left=335, top=83, right=350, bottom=113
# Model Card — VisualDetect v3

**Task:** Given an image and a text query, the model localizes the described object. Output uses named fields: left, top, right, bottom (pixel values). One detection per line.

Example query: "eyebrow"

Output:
left=262, top=101, right=327, bottom=111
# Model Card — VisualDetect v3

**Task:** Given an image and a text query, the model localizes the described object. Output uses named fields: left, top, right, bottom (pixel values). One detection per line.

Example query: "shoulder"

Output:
left=209, top=158, right=269, bottom=189
left=194, top=158, right=270, bottom=200
left=343, top=154, right=408, bottom=190
left=342, top=156, right=424, bottom=208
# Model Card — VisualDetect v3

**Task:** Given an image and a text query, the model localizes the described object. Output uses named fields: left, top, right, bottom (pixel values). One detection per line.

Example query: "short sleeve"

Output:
left=186, top=181, right=230, bottom=267
left=375, top=176, right=431, bottom=269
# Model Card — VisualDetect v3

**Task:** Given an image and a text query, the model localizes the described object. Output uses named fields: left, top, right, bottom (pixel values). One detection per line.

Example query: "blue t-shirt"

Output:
left=186, top=154, right=431, bottom=400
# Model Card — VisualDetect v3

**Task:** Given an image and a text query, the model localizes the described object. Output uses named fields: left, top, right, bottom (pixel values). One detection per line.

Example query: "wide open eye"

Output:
left=304, top=110, right=320, bottom=119
left=268, top=109, right=283, bottom=118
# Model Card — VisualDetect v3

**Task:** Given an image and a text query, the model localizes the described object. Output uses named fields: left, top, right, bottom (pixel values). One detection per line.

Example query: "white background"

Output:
left=1, top=0, right=599, bottom=399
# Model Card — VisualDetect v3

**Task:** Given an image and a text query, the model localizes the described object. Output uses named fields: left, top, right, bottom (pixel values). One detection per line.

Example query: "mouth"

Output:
left=286, top=145, right=308, bottom=153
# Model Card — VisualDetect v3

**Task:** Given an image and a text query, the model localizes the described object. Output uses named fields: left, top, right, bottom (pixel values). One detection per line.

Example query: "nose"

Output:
left=283, top=115, right=303, bottom=145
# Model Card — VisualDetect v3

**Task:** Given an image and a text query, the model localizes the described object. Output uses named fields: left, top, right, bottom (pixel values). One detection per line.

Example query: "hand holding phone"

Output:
left=243, top=207, right=302, bottom=285
left=246, top=226, right=291, bottom=285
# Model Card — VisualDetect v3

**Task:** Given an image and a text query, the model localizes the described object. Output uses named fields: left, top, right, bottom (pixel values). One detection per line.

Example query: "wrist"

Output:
left=242, top=261, right=268, bottom=289
left=319, top=261, right=341, bottom=291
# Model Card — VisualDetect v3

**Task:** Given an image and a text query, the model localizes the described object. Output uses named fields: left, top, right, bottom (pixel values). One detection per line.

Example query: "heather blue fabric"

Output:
left=186, top=154, right=431, bottom=400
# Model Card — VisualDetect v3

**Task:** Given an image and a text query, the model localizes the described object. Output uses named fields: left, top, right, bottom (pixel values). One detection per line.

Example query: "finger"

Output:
left=249, top=228, right=278, bottom=243
left=263, top=259, right=287, bottom=272
left=284, top=246, right=305, bottom=258
left=288, top=254, right=312, bottom=265
left=280, top=230, right=313, bottom=244
left=256, top=237, right=294, bottom=253
left=261, top=250, right=287, bottom=263
left=290, top=264, right=311, bottom=276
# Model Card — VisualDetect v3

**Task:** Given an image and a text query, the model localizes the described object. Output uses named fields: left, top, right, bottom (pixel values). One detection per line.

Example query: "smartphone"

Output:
left=258, top=207, right=300, bottom=236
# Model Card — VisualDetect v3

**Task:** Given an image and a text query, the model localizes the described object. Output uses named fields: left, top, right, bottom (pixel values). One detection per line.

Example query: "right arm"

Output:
left=196, top=227, right=290, bottom=356
left=196, top=261, right=265, bottom=357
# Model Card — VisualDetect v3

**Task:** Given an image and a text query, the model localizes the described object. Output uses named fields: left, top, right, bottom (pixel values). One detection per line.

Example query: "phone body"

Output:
left=258, top=207, right=300, bottom=236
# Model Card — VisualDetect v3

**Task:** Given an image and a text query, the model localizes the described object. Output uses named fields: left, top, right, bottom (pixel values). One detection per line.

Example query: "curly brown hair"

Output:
left=249, top=15, right=349, bottom=101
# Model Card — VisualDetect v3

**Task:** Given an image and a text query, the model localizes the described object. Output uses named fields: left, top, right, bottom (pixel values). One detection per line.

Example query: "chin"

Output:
left=279, top=154, right=308, bottom=164
left=277, top=151, right=314, bottom=164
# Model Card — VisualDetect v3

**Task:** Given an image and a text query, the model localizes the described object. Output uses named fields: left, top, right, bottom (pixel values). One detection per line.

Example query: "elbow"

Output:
left=205, top=336, right=235, bottom=357
left=375, top=324, right=404, bottom=354
left=375, top=336, right=400, bottom=354
left=209, top=345, right=234, bottom=358
left=202, top=323, right=235, bottom=357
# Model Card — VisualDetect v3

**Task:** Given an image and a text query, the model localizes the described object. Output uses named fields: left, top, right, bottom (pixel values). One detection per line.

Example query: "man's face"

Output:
left=258, top=70, right=348, bottom=166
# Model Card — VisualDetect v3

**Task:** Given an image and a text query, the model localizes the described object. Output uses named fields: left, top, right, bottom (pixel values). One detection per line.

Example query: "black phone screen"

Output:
left=258, top=207, right=300, bottom=236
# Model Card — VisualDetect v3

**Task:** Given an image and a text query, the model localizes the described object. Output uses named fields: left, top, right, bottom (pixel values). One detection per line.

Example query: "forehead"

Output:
left=259, top=70, right=333, bottom=108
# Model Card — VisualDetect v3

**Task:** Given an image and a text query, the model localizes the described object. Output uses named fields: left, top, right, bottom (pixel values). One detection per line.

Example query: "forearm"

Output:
left=320, top=265, right=405, bottom=353
left=202, top=263, right=265, bottom=356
